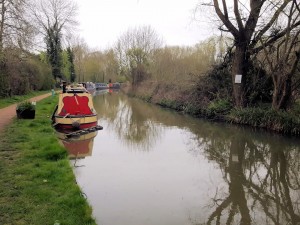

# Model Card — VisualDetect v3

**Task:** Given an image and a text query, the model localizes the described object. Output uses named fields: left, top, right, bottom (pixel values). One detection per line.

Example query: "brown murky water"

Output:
left=64, top=90, right=300, bottom=225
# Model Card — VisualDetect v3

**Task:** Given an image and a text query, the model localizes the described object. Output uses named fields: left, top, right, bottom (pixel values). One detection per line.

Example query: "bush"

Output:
left=203, top=99, right=232, bottom=119
left=195, top=62, right=232, bottom=102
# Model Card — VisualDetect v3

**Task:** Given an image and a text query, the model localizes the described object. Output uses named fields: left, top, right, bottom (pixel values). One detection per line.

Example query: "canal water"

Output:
left=62, top=90, right=300, bottom=225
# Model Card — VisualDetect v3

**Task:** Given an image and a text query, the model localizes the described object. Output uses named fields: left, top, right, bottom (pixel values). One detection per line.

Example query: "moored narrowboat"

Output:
left=52, top=84, right=98, bottom=131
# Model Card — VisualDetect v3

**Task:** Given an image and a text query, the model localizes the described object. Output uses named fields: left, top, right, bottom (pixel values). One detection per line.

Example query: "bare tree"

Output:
left=259, top=0, right=300, bottom=110
left=72, top=36, right=89, bottom=82
left=115, top=25, right=163, bottom=85
left=30, top=0, right=78, bottom=81
left=0, top=0, right=34, bottom=53
left=198, top=0, right=300, bottom=108
left=0, top=0, right=35, bottom=97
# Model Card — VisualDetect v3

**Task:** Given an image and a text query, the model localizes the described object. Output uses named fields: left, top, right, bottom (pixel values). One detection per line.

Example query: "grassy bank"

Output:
left=0, top=96, right=96, bottom=225
left=124, top=82, right=300, bottom=136
left=0, top=90, right=52, bottom=109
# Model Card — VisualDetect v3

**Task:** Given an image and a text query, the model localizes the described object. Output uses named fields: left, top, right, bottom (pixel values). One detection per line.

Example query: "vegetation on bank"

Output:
left=125, top=83, right=300, bottom=136
left=0, top=96, right=96, bottom=225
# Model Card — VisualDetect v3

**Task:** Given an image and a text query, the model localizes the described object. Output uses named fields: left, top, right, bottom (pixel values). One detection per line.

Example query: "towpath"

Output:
left=0, top=93, right=52, bottom=133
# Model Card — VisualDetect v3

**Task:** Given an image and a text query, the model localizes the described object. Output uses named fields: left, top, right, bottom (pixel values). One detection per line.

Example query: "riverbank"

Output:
left=0, top=95, right=96, bottom=225
left=123, top=82, right=300, bottom=136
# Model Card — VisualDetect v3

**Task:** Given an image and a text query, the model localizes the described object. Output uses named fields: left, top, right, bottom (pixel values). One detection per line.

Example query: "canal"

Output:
left=61, top=90, right=300, bottom=225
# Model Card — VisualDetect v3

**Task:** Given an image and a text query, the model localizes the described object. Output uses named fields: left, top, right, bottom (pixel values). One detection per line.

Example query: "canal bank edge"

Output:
left=0, top=95, right=96, bottom=225
left=122, top=83, right=300, bottom=136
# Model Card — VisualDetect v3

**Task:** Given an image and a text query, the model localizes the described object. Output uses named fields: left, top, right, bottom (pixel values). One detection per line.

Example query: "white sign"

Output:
left=232, top=154, right=239, bottom=162
left=235, top=74, right=242, bottom=83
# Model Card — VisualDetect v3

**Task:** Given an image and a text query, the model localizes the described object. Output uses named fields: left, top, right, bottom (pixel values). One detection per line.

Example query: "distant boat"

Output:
left=79, top=82, right=96, bottom=93
left=108, top=82, right=121, bottom=89
left=95, top=82, right=108, bottom=90
left=86, top=82, right=96, bottom=92
left=52, top=84, right=98, bottom=131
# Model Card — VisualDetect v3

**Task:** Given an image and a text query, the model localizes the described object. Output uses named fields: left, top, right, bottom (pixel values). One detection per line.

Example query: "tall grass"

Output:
left=228, top=108, right=300, bottom=135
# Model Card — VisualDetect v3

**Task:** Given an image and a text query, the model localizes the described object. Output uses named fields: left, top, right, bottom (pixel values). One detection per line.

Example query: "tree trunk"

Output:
left=232, top=43, right=249, bottom=108
left=272, top=75, right=292, bottom=110
left=272, top=53, right=300, bottom=111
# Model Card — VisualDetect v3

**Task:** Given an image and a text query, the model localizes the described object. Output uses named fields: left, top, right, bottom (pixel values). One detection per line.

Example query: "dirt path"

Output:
left=0, top=93, right=52, bottom=133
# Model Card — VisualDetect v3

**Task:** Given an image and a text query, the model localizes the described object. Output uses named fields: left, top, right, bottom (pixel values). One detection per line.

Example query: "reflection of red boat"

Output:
left=52, top=85, right=98, bottom=131
left=108, top=82, right=120, bottom=89
left=57, top=131, right=97, bottom=159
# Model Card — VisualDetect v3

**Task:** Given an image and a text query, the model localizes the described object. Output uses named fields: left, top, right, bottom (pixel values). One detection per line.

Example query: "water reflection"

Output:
left=93, top=91, right=163, bottom=151
left=189, top=125, right=300, bottom=225
left=76, top=91, right=300, bottom=225
left=56, top=130, right=98, bottom=159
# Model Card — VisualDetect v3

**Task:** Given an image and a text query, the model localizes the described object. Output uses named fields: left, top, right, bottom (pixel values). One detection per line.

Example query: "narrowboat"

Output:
left=52, top=84, right=98, bottom=131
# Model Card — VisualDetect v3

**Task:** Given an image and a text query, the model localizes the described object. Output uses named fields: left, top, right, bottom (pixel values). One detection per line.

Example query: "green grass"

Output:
left=0, top=90, right=51, bottom=109
left=0, top=96, right=96, bottom=225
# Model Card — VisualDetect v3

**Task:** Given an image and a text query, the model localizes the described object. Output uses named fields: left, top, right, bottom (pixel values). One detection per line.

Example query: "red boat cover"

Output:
left=59, top=95, right=93, bottom=116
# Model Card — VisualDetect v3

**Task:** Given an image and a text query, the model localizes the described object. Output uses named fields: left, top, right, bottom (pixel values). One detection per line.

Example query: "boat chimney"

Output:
left=62, top=81, right=67, bottom=93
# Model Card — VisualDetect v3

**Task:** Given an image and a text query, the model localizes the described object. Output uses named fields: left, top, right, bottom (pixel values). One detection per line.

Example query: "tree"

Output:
left=115, top=25, right=162, bottom=85
left=31, top=0, right=78, bottom=81
left=259, top=0, right=300, bottom=110
left=0, top=0, right=34, bottom=53
left=45, top=22, right=62, bottom=80
left=67, top=47, right=76, bottom=82
left=0, top=0, right=35, bottom=96
left=198, top=0, right=300, bottom=108
left=72, top=37, right=88, bottom=82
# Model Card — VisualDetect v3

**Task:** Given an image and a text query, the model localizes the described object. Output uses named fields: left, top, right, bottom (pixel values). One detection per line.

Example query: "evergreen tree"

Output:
left=45, top=22, right=62, bottom=80
left=67, top=47, right=76, bottom=82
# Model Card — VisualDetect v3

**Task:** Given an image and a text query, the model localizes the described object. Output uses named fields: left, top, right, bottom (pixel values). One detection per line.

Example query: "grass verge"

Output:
left=0, top=95, right=96, bottom=225
left=0, top=90, right=51, bottom=109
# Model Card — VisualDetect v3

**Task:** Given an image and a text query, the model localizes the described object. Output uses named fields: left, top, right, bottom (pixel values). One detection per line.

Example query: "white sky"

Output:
left=76, top=0, right=214, bottom=50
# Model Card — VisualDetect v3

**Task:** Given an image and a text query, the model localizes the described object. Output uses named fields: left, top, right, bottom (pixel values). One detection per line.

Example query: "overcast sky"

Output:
left=76, top=0, right=214, bottom=49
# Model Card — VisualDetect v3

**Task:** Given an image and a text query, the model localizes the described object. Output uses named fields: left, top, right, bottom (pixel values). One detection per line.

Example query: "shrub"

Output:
left=203, top=99, right=232, bottom=119
left=195, top=62, right=232, bottom=102
left=16, top=101, right=35, bottom=111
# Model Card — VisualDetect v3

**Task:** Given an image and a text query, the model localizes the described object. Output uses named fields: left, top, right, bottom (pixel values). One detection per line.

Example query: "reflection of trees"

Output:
left=93, top=91, right=223, bottom=152
left=190, top=126, right=300, bottom=225
left=93, top=91, right=163, bottom=151
left=207, top=136, right=251, bottom=225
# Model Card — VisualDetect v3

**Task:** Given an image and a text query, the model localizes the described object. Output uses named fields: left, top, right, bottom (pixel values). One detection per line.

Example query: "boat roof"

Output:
left=66, top=85, right=88, bottom=93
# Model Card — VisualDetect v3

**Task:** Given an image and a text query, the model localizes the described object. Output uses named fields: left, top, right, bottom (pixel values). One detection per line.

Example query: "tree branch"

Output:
left=252, top=20, right=300, bottom=54
left=233, top=0, right=244, bottom=31
left=213, top=0, right=239, bottom=38
left=251, top=0, right=292, bottom=48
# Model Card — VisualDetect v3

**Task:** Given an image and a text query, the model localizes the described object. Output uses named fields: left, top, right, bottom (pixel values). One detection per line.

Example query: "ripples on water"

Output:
left=62, top=90, right=300, bottom=225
